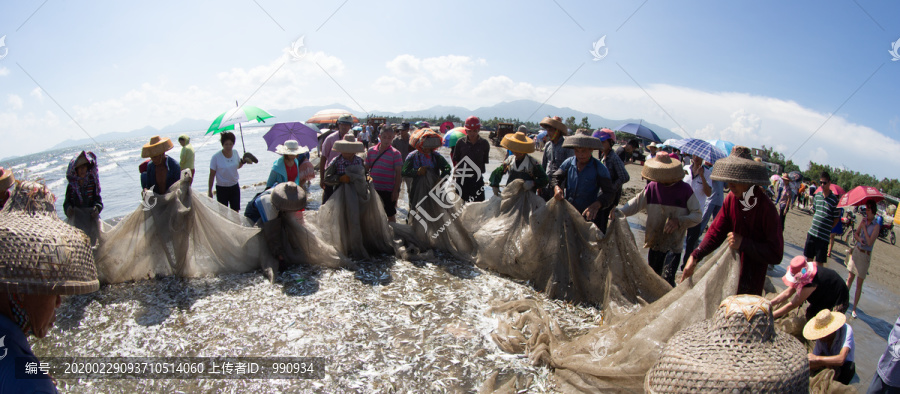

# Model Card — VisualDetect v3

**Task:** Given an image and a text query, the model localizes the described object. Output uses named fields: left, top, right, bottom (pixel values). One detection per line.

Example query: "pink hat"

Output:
left=592, top=128, right=616, bottom=143
left=782, top=256, right=817, bottom=290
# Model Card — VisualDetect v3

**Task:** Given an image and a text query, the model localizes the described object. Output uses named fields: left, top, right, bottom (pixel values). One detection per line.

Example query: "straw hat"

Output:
left=710, top=145, right=769, bottom=185
left=501, top=132, right=534, bottom=154
left=645, top=295, right=809, bottom=393
left=271, top=181, right=307, bottom=211
left=641, top=152, right=684, bottom=183
left=0, top=181, right=99, bottom=295
left=647, top=142, right=659, bottom=151
left=275, top=140, right=309, bottom=156
left=539, top=116, right=565, bottom=133
left=141, top=135, right=174, bottom=158
left=803, top=309, right=847, bottom=341
left=782, top=255, right=817, bottom=290
left=73, top=151, right=91, bottom=169
left=333, top=135, right=365, bottom=153
left=0, top=167, right=14, bottom=191
left=561, top=134, right=603, bottom=150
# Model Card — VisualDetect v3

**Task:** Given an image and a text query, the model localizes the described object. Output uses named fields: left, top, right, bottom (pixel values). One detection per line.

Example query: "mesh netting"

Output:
left=485, top=241, right=741, bottom=392
left=405, top=171, right=476, bottom=261
left=95, top=171, right=276, bottom=283
left=66, top=206, right=100, bottom=246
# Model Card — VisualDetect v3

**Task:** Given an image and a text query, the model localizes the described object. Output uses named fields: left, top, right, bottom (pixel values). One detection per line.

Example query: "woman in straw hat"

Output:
left=771, top=255, right=849, bottom=321
left=140, top=135, right=181, bottom=195
left=539, top=116, right=573, bottom=201
left=63, top=151, right=104, bottom=245
left=266, top=140, right=314, bottom=189
left=0, top=167, right=14, bottom=209
left=595, top=128, right=629, bottom=233
left=681, top=146, right=784, bottom=296
left=323, top=135, right=367, bottom=188
left=804, top=309, right=856, bottom=385
left=0, top=181, right=99, bottom=391
left=551, top=134, right=616, bottom=231
left=401, top=129, right=451, bottom=203
left=488, top=131, right=548, bottom=196
left=618, top=152, right=701, bottom=286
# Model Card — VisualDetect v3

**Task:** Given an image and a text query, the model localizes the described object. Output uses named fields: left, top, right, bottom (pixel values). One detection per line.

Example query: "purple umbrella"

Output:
left=263, top=122, right=319, bottom=152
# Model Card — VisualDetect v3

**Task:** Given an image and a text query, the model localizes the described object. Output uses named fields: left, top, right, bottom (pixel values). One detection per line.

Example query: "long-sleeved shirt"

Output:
left=691, top=185, right=784, bottom=295
left=621, top=181, right=701, bottom=253
left=601, top=150, right=629, bottom=195
left=542, top=137, right=574, bottom=175
left=451, top=137, right=490, bottom=175
left=488, top=155, right=549, bottom=189
left=553, top=156, right=615, bottom=213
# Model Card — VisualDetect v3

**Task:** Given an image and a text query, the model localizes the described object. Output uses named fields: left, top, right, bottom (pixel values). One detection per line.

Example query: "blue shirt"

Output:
left=140, top=155, right=181, bottom=194
left=557, top=156, right=612, bottom=213
left=0, top=314, right=57, bottom=393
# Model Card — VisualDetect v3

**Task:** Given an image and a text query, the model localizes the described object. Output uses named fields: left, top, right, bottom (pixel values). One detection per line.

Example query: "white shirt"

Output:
left=683, top=163, right=711, bottom=209
left=814, top=324, right=855, bottom=363
left=210, top=150, right=241, bottom=187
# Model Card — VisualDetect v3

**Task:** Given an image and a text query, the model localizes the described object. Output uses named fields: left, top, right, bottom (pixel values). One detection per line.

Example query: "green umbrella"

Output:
left=206, top=103, right=273, bottom=162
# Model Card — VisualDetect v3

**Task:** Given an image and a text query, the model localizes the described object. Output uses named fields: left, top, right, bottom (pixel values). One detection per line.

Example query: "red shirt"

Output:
left=690, top=185, right=783, bottom=295
left=285, top=162, right=298, bottom=185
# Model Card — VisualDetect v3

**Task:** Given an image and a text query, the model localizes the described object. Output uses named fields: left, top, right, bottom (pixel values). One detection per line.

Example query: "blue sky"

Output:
left=1, top=0, right=899, bottom=178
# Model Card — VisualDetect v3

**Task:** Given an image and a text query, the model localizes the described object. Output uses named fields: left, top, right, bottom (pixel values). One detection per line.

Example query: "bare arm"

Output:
left=773, top=286, right=815, bottom=318
left=208, top=169, right=216, bottom=198
left=809, top=346, right=850, bottom=370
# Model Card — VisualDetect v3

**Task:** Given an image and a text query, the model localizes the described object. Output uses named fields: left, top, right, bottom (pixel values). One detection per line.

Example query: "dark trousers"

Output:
left=868, top=372, right=900, bottom=394
left=216, top=184, right=240, bottom=212
left=648, top=249, right=680, bottom=287
left=457, top=177, right=485, bottom=203
left=595, top=193, right=620, bottom=234
left=683, top=223, right=703, bottom=267
left=803, top=233, right=830, bottom=264
left=322, top=185, right=335, bottom=204
left=375, top=190, right=397, bottom=217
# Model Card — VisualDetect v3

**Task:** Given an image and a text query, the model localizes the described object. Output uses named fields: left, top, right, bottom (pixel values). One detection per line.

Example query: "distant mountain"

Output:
left=51, top=118, right=210, bottom=150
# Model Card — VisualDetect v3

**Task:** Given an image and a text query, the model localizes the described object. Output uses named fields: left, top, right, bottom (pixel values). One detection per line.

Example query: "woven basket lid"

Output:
left=561, top=134, right=602, bottom=150
left=501, top=132, right=535, bottom=154
left=711, top=146, right=769, bottom=185
left=539, top=117, right=566, bottom=133
left=0, top=181, right=99, bottom=295
left=645, top=295, right=809, bottom=393
left=271, top=182, right=307, bottom=211
left=641, top=152, right=684, bottom=183
left=334, top=135, right=365, bottom=153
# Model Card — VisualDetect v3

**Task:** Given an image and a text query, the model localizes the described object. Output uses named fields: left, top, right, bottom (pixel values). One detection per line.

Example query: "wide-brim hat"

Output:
left=710, top=146, right=769, bottom=185
left=271, top=181, right=307, bottom=211
left=501, top=132, right=535, bottom=154
left=782, top=255, right=817, bottom=290
left=641, top=152, right=684, bottom=183
left=275, top=140, right=309, bottom=156
left=0, top=167, right=14, bottom=191
left=0, top=181, right=99, bottom=295
left=803, top=309, right=847, bottom=340
left=561, top=134, right=602, bottom=150
left=333, top=135, right=365, bottom=153
left=337, top=114, right=354, bottom=125
left=647, top=142, right=658, bottom=150
left=141, top=135, right=174, bottom=158
left=539, top=117, right=565, bottom=133
left=645, top=295, right=809, bottom=393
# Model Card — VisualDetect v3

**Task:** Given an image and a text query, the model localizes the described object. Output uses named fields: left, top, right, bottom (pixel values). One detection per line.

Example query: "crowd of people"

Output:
left=3, top=111, right=900, bottom=392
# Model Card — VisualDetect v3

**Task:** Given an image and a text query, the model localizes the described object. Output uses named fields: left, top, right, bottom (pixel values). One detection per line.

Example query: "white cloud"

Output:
left=376, top=54, right=486, bottom=96
left=30, top=87, right=43, bottom=102
left=471, top=76, right=538, bottom=101
left=7, top=94, right=23, bottom=110
left=0, top=67, right=8, bottom=77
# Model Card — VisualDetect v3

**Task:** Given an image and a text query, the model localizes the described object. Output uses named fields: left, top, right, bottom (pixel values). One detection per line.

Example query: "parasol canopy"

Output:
left=837, top=185, right=884, bottom=208
left=307, top=109, right=359, bottom=124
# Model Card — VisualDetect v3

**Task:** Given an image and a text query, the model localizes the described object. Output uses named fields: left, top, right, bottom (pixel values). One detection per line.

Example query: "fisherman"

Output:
left=401, top=129, right=451, bottom=204
left=63, top=151, right=103, bottom=245
left=319, top=114, right=354, bottom=203
left=681, top=154, right=712, bottom=270
left=451, top=116, right=490, bottom=203
left=177, top=134, right=195, bottom=179
left=140, top=135, right=181, bottom=194
left=595, top=128, right=630, bottom=233
left=618, top=152, right=701, bottom=286
left=552, top=134, right=616, bottom=231
left=0, top=181, right=100, bottom=392
left=266, top=140, right=314, bottom=189
left=0, top=167, right=14, bottom=209
left=488, top=131, right=548, bottom=196
left=540, top=116, right=573, bottom=201
left=323, top=135, right=367, bottom=190
left=681, top=146, right=783, bottom=295
left=804, top=309, right=856, bottom=385
left=365, top=125, right=403, bottom=222
left=771, top=256, right=850, bottom=320
left=260, top=181, right=307, bottom=281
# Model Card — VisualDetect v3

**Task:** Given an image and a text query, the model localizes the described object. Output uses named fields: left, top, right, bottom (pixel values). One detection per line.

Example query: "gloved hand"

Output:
left=523, top=181, right=535, bottom=191
left=417, top=167, right=427, bottom=176
left=339, top=175, right=351, bottom=184
left=492, top=186, right=501, bottom=196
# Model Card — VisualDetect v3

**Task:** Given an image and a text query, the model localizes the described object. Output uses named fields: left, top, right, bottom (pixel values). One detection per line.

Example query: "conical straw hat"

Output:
left=501, top=132, right=535, bottom=154
left=0, top=181, right=99, bottom=295
left=141, top=135, right=174, bottom=158
left=271, top=182, right=307, bottom=211
left=641, top=152, right=684, bottom=183
left=711, top=146, right=770, bottom=185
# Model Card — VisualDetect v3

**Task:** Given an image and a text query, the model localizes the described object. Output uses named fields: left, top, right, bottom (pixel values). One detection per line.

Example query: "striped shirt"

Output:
left=809, top=192, right=840, bottom=240
left=366, top=146, right=402, bottom=192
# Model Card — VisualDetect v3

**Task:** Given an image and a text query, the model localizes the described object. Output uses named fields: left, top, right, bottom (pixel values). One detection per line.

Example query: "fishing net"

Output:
left=66, top=206, right=101, bottom=246
left=809, top=368, right=857, bottom=394
left=486, top=243, right=740, bottom=392
left=406, top=171, right=476, bottom=261
left=262, top=210, right=354, bottom=281
left=94, top=170, right=275, bottom=283
left=316, top=164, right=395, bottom=260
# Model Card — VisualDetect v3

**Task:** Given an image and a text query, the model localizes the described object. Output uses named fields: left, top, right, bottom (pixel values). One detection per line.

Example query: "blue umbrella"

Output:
left=615, top=122, right=662, bottom=143
left=677, top=138, right=727, bottom=163
left=706, top=139, right=735, bottom=155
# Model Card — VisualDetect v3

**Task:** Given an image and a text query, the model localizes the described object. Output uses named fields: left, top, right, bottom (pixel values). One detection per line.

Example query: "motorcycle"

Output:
left=878, top=217, right=896, bottom=245
left=840, top=211, right=856, bottom=243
